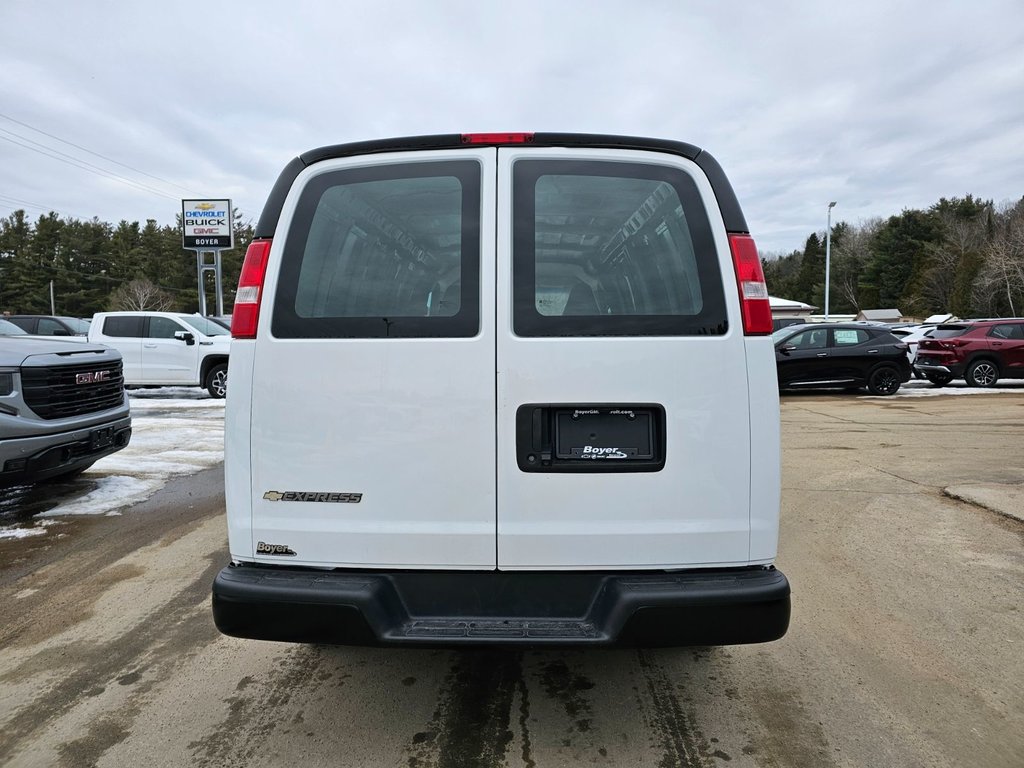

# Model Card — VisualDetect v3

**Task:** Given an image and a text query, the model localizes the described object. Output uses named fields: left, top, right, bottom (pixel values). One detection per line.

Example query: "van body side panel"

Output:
left=745, top=337, right=782, bottom=561
left=246, top=149, right=498, bottom=568
left=495, top=148, right=752, bottom=569
left=224, top=341, right=255, bottom=558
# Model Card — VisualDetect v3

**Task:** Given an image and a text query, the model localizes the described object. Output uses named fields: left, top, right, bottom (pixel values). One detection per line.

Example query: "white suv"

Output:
left=213, top=132, right=789, bottom=647
left=89, top=312, right=230, bottom=397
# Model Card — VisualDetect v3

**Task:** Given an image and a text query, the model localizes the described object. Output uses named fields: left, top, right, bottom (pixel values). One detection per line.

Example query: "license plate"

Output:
left=90, top=427, right=115, bottom=450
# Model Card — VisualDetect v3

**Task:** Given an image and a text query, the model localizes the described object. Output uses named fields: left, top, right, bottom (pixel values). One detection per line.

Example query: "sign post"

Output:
left=182, top=199, right=234, bottom=317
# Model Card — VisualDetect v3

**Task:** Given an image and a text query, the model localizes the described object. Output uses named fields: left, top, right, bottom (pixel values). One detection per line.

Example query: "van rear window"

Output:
left=272, top=161, right=481, bottom=338
left=512, top=160, right=727, bottom=337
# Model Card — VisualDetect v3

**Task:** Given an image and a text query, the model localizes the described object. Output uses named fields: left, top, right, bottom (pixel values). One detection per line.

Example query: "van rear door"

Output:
left=245, top=149, right=497, bottom=568
left=495, top=147, right=752, bottom=569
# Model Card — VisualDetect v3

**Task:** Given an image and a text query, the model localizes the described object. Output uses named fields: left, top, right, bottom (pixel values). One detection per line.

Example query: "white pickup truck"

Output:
left=88, top=312, right=230, bottom=398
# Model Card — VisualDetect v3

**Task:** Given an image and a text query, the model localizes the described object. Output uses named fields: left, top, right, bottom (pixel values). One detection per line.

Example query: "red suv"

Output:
left=915, top=320, right=1024, bottom=386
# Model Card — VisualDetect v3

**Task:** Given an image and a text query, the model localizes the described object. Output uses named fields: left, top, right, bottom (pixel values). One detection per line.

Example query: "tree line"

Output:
left=762, top=195, right=1024, bottom=318
left=0, top=209, right=254, bottom=317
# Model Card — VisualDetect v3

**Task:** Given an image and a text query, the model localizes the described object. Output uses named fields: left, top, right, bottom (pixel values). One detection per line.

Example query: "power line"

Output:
left=0, top=111, right=194, bottom=194
left=0, top=194, right=88, bottom=221
left=0, top=131, right=181, bottom=201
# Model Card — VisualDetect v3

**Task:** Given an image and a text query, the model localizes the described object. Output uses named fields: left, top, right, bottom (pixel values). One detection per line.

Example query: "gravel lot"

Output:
left=0, top=392, right=1021, bottom=767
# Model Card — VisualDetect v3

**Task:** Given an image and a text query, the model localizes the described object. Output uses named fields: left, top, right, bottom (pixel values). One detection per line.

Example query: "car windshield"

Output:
left=0, top=319, right=28, bottom=335
left=58, top=316, right=91, bottom=333
left=179, top=316, right=230, bottom=336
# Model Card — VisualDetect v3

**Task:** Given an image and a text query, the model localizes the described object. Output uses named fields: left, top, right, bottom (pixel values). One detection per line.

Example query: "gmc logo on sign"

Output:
left=76, top=371, right=111, bottom=385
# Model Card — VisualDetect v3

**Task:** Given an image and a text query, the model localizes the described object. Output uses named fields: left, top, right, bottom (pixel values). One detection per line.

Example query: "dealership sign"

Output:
left=182, top=199, right=234, bottom=249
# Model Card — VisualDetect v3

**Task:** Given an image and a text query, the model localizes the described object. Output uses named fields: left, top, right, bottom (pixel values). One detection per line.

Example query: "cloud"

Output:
left=1, top=0, right=1022, bottom=251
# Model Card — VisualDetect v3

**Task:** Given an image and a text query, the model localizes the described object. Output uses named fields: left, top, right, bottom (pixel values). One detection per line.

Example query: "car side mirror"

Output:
left=52, top=329, right=72, bottom=336
left=779, top=345, right=796, bottom=355
left=174, top=331, right=196, bottom=346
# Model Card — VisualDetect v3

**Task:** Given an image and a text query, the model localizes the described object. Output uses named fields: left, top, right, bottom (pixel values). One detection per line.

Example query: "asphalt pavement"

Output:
left=0, top=393, right=1021, bottom=767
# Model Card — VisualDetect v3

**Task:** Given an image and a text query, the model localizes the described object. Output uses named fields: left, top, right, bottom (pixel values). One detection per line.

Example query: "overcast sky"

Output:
left=2, top=0, right=1022, bottom=254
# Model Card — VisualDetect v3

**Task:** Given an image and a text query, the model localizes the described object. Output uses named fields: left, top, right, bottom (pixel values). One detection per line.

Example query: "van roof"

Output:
left=254, top=132, right=749, bottom=239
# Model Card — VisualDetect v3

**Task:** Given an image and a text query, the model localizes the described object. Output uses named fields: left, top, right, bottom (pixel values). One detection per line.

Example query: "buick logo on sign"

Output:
left=76, top=371, right=111, bottom=385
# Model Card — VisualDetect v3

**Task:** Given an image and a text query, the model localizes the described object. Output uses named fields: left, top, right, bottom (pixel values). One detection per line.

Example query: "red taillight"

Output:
left=729, top=233, right=773, bottom=335
left=231, top=239, right=272, bottom=339
left=461, top=132, right=534, bottom=145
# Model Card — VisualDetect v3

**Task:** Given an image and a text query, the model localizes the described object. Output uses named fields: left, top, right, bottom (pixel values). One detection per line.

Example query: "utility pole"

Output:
left=824, top=201, right=837, bottom=320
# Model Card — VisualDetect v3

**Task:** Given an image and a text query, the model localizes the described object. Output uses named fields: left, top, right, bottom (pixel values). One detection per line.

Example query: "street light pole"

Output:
left=824, top=201, right=837, bottom=320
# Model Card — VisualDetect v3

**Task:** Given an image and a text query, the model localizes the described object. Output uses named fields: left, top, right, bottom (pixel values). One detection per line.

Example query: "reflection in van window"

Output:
left=532, top=175, right=703, bottom=318
left=295, top=176, right=463, bottom=319
left=512, top=160, right=727, bottom=337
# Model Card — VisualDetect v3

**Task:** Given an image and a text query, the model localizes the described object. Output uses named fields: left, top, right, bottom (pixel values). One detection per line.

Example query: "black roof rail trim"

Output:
left=254, top=133, right=748, bottom=239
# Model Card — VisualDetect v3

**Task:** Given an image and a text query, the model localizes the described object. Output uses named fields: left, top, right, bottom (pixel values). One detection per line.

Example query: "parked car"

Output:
left=212, top=131, right=790, bottom=648
left=915, top=319, right=1024, bottom=386
left=0, top=319, right=28, bottom=335
left=5, top=315, right=90, bottom=336
left=772, top=317, right=806, bottom=332
left=773, top=322, right=912, bottom=395
left=88, top=312, right=230, bottom=398
left=0, top=335, right=131, bottom=487
left=888, top=324, right=938, bottom=376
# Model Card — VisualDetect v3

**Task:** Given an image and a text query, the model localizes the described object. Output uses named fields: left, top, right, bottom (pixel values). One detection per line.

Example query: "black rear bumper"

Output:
left=212, top=565, right=790, bottom=647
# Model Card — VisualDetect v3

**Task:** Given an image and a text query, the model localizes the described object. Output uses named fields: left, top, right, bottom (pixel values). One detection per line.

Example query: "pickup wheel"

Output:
left=966, top=359, right=998, bottom=387
left=925, top=372, right=953, bottom=386
left=205, top=363, right=228, bottom=398
left=867, top=366, right=901, bottom=396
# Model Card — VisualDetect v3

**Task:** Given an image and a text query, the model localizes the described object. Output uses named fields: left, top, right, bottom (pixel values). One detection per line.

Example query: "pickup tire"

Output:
left=205, top=363, right=228, bottom=398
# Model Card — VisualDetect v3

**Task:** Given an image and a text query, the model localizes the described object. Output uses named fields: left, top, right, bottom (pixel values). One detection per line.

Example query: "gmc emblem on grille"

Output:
left=76, top=371, right=111, bottom=384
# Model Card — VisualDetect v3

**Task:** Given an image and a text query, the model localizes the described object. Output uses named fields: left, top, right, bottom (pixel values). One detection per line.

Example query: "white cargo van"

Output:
left=213, top=133, right=789, bottom=646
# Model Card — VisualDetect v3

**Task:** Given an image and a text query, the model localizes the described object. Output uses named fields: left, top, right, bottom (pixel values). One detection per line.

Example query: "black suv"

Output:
left=773, top=322, right=912, bottom=395
left=6, top=315, right=90, bottom=336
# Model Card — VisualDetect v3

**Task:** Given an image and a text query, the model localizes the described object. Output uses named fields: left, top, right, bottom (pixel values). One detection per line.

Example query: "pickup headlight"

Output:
left=0, top=370, right=14, bottom=396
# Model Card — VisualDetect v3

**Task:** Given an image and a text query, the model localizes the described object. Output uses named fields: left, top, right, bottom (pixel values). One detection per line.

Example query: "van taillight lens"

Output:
left=461, top=132, right=534, bottom=145
left=231, top=239, right=272, bottom=339
left=729, top=234, right=772, bottom=335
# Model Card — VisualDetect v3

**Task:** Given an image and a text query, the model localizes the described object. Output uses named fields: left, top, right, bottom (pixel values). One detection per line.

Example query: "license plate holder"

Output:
left=90, top=427, right=115, bottom=451
left=554, top=408, right=655, bottom=461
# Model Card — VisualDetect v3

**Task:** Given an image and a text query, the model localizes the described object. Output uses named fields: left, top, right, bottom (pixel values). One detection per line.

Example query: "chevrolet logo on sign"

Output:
left=196, top=202, right=216, bottom=210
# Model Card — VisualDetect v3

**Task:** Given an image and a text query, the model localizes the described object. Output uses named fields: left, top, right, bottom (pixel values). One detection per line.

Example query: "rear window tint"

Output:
left=102, top=316, right=144, bottom=338
left=929, top=325, right=969, bottom=339
left=512, top=160, right=727, bottom=337
left=272, top=161, right=481, bottom=339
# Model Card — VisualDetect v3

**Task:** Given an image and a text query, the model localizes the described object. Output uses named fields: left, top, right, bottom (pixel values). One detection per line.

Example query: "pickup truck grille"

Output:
left=20, top=361, right=125, bottom=419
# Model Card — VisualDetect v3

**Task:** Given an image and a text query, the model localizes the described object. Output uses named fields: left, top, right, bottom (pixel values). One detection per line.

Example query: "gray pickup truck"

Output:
left=0, top=335, right=132, bottom=488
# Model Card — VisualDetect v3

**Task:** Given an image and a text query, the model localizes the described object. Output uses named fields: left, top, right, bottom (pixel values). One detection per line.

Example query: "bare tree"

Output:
left=920, top=208, right=987, bottom=312
left=831, top=217, right=881, bottom=311
left=974, top=201, right=1024, bottom=316
left=108, top=278, right=174, bottom=311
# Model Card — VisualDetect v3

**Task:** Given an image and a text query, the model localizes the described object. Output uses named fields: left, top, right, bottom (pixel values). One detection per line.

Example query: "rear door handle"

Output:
left=143, top=343, right=157, bottom=348
left=816, top=352, right=827, bottom=357
left=867, top=349, right=879, bottom=354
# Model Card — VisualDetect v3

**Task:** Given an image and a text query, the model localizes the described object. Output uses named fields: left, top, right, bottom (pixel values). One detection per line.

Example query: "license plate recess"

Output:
left=515, top=404, right=665, bottom=473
